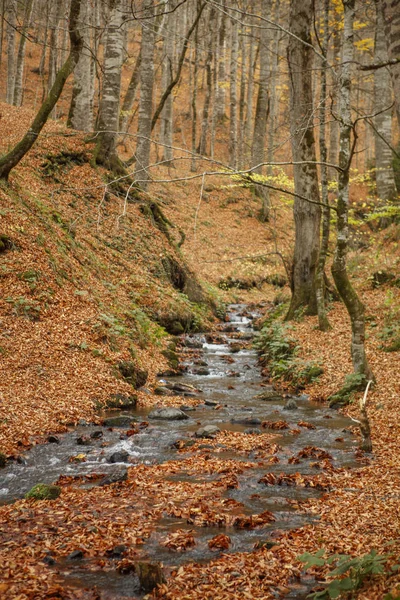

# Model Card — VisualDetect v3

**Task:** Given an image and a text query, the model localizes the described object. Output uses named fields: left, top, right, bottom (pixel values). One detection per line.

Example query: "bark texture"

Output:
left=285, top=0, right=321, bottom=319
left=373, top=0, right=397, bottom=201
left=134, top=0, right=155, bottom=189
left=381, top=0, right=400, bottom=127
left=68, top=0, right=94, bottom=131
left=331, top=0, right=374, bottom=380
left=13, top=0, right=35, bottom=107
left=94, top=0, right=125, bottom=172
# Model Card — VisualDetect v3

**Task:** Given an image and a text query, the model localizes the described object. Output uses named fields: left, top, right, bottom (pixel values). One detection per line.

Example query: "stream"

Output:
left=0, top=304, right=358, bottom=598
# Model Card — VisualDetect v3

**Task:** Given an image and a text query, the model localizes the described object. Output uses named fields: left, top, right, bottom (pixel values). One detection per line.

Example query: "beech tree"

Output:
left=93, top=0, right=125, bottom=172
left=285, top=0, right=321, bottom=320
left=331, top=0, right=374, bottom=380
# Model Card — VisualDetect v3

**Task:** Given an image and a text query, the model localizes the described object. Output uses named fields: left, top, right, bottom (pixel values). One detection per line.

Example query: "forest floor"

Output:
left=0, top=103, right=399, bottom=600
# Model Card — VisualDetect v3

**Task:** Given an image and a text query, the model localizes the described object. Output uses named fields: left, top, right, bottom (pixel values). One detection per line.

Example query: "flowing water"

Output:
left=0, top=305, right=358, bottom=598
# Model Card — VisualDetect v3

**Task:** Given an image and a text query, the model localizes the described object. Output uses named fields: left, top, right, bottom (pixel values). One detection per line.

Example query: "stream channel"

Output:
left=0, top=304, right=359, bottom=598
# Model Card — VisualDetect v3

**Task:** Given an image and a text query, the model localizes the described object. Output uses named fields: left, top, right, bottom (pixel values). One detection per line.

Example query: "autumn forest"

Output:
left=0, top=0, right=399, bottom=598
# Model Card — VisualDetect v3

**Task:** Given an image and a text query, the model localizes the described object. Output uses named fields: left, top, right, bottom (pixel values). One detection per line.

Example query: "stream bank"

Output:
left=0, top=304, right=360, bottom=599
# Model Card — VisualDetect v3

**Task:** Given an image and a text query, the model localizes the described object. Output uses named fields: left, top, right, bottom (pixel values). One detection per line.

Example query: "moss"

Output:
left=328, top=373, right=367, bottom=408
left=0, top=452, right=6, bottom=468
left=383, top=336, right=400, bottom=352
left=25, top=483, right=61, bottom=500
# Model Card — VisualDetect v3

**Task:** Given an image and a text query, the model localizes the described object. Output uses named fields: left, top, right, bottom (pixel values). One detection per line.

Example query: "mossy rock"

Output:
left=161, top=348, right=180, bottom=369
left=117, top=361, right=148, bottom=389
left=0, top=234, right=13, bottom=253
left=328, top=373, right=367, bottom=408
left=0, top=452, right=6, bottom=468
left=25, top=483, right=61, bottom=500
left=266, top=273, right=287, bottom=288
left=105, top=394, right=138, bottom=409
left=371, top=270, right=397, bottom=288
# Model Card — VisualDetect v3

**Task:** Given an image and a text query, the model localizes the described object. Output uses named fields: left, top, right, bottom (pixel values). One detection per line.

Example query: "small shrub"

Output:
left=298, top=548, right=399, bottom=600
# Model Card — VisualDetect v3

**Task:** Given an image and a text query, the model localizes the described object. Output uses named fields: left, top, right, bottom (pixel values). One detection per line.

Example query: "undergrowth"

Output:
left=298, top=548, right=399, bottom=600
left=254, top=321, right=323, bottom=390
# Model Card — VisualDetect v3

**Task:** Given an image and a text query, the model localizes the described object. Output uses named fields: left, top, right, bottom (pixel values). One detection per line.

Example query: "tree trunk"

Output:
left=251, top=0, right=272, bottom=221
left=373, top=0, right=397, bottom=202
left=13, top=0, right=35, bottom=107
left=6, top=0, right=17, bottom=105
left=67, top=0, right=93, bottom=131
left=190, top=11, right=199, bottom=172
left=229, top=15, right=238, bottom=169
left=119, top=49, right=142, bottom=134
left=331, top=0, right=374, bottom=380
left=159, top=2, right=175, bottom=163
left=197, top=26, right=213, bottom=156
left=47, top=0, right=64, bottom=93
left=0, top=0, right=84, bottom=181
left=328, top=8, right=341, bottom=180
left=285, top=0, right=321, bottom=320
left=315, top=0, right=332, bottom=332
left=93, top=0, right=125, bottom=172
left=134, top=0, right=155, bottom=189
left=215, top=2, right=227, bottom=122
left=381, top=0, right=400, bottom=127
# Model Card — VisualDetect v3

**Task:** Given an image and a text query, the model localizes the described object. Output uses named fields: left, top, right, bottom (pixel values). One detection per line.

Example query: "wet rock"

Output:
left=76, top=435, right=91, bottom=445
left=254, top=389, right=284, bottom=402
left=231, top=417, right=262, bottom=426
left=244, top=428, right=262, bottom=435
left=0, top=452, right=6, bottom=468
left=157, top=369, right=180, bottom=377
left=108, top=450, right=129, bottom=463
left=136, top=561, right=165, bottom=592
left=117, top=361, right=148, bottom=389
left=47, top=435, right=60, bottom=444
left=90, top=430, right=103, bottom=439
left=105, top=394, right=138, bottom=409
left=283, top=399, right=298, bottom=410
left=229, top=343, right=243, bottom=353
left=98, top=467, right=128, bottom=486
left=193, top=368, right=210, bottom=375
left=204, top=399, right=218, bottom=407
left=149, top=408, right=189, bottom=420
left=105, top=544, right=127, bottom=558
left=154, top=386, right=175, bottom=396
left=42, top=555, right=56, bottom=566
left=183, top=337, right=204, bottom=349
left=78, top=419, right=90, bottom=426
left=194, top=360, right=208, bottom=366
left=166, top=382, right=202, bottom=395
left=103, top=416, right=135, bottom=428
left=67, top=550, right=84, bottom=561
left=25, top=484, right=61, bottom=500
left=195, top=425, right=220, bottom=438
left=180, top=405, right=196, bottom=411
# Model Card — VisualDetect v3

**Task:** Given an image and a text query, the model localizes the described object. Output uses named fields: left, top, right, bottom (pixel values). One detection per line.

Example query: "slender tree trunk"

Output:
left=197, top=19, right=213, bottom=156
left=331, top=0, right=374, bottom=380
left=47, top=0, right=64, bottom=93
left=373, top=0, right=397, bottom=202
left=13, top=0, right=35, bottom=107
left=251, top=0, right=272, bottom=221
left=0, top=0, right=84, bottom=181
left=67, top=0, right=93, bottom=131
left=328, top=8, right=341, bottom=180
left=0, top=0, right=6, bottom=71
left=244, top=6, right=255, bottom=166
left=237, top=18, right=246, bottom=170
left=285, top=0, right=321, bottom=320
left=316, top=0, right=332, bottom=332
left=6, top=0, right=17, bottom=105
left=134, top=0, right=156, bottom=189
left=215, top=2, right=227, bottom=122
left=229, top=15, right=238, bottom=168
left=160, top=2, right=175, bottom=163
left=120, top=49, right=142, bottom=133
left=190, top=12, right=199, bottom=172
left=381, top=0, right=400, bottom=127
